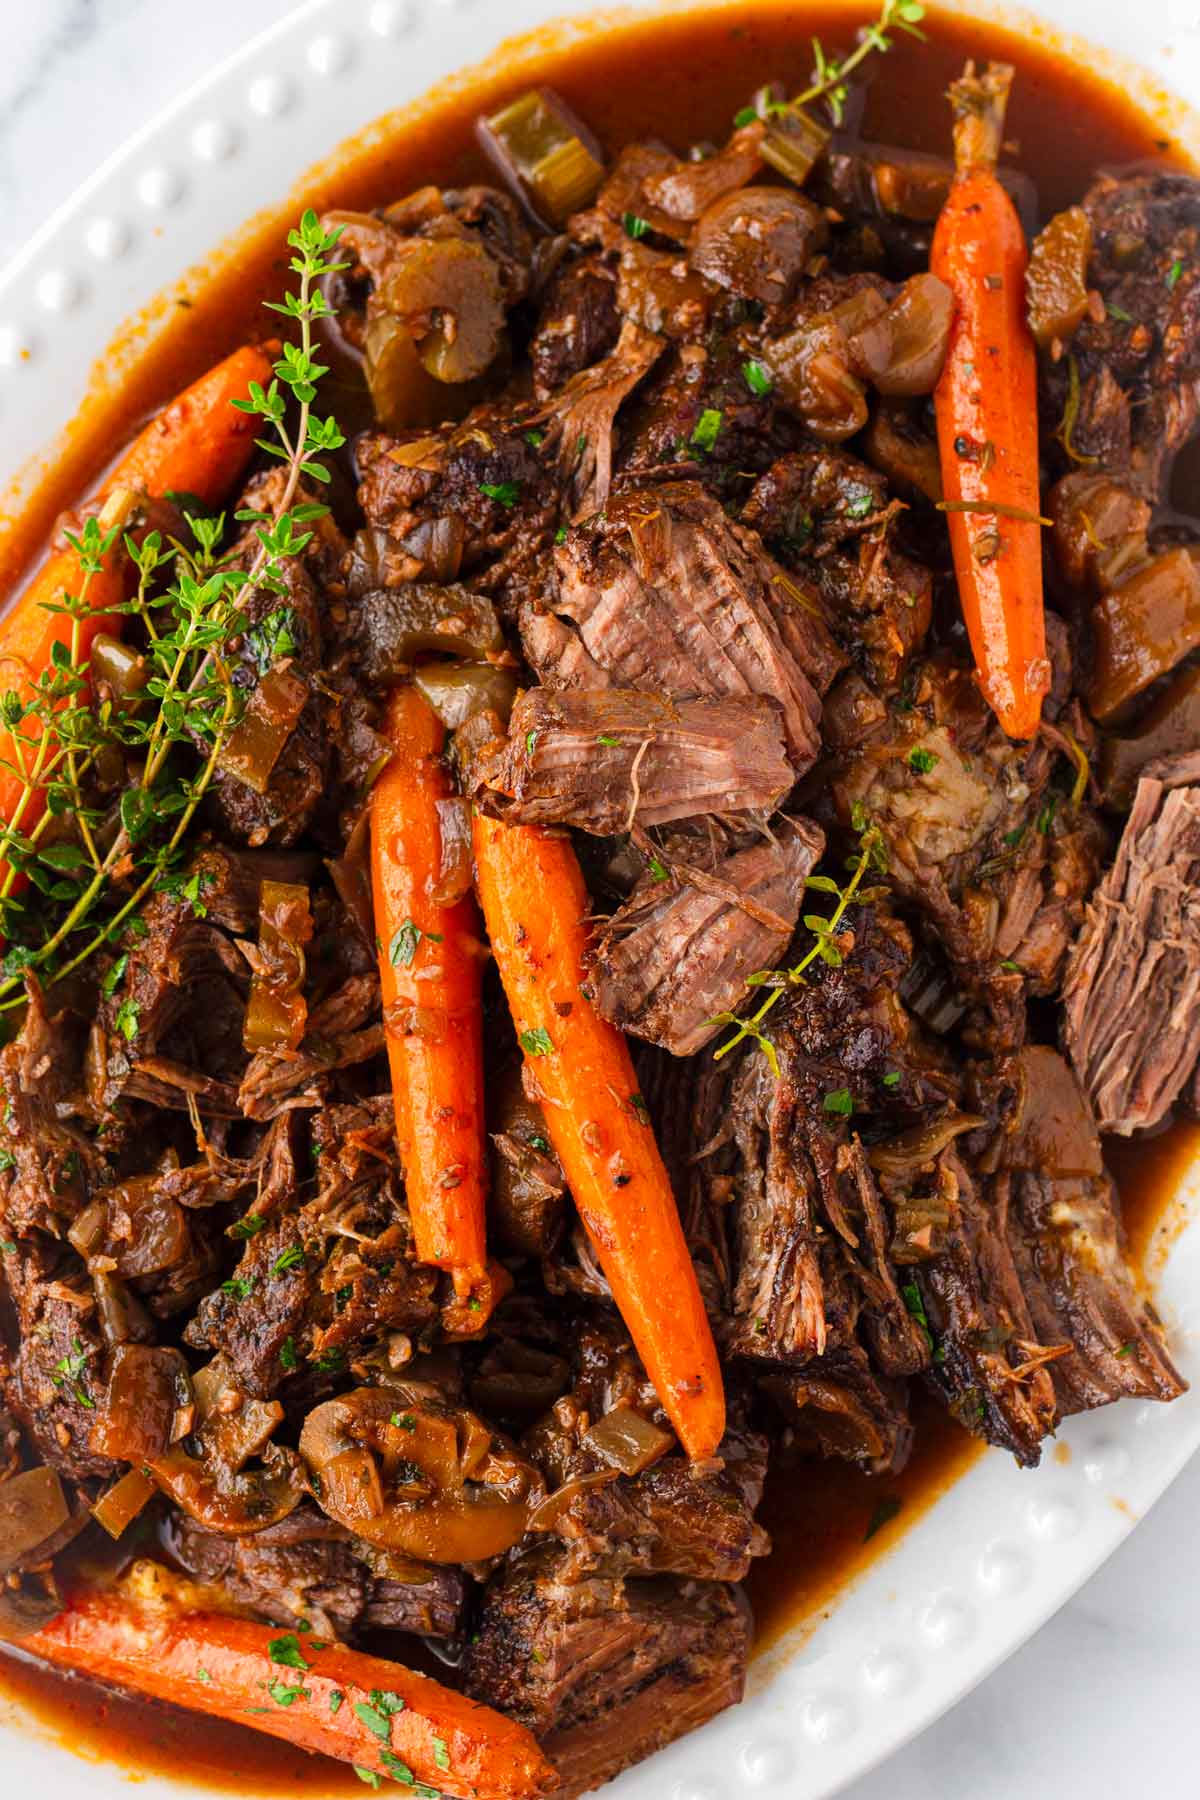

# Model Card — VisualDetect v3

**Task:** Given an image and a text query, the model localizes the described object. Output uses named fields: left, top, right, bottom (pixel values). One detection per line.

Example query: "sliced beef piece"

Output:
left=537, top=319, right=665, bottom=516
left=475, top=687, right=794, bottom=834
left=185, top=1095, right=439, bottom=1396
left=0, top=984, right=96, bottom=1237
left=523, top=1319, right=769, bottom=1582
left=1062, top=758, right=1200, bottom=1134
left=914, top=1147, right=1059, bottom=1466
left=760, top=1342, right=914, bottom=1475
left=1, top=1233, right=116, bottom=1481
left=97, top=870, right=250, bottom=1116
left=530, top=251, right=621, bottom=397
left=725, top=906, right=952, bottom=1378
left=356, top=407, right=560, bottom=614
left=829, top=657, right=1103, bottom=1046
left=743, top=449, right=934, bottom=691
left=538, top=480, right=843, bottom=767
left=994, top=1048, right=1185, bottom=1414
left=237, top=971, right=385, bottom=1121
left=463, top=1546, right=750, bottom=1800
left=166, top=1507, right=465, bottom=1641
left=1042, top=173, right=1200, bottom=496
left=588, top=817, right=824, bottom=1056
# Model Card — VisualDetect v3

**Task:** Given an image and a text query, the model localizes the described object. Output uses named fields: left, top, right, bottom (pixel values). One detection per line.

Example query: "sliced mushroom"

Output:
left=300, top=1384, right=543, bottom=1563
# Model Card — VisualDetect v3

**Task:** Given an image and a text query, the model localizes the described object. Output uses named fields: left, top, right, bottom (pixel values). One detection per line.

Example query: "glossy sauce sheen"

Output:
left=0, top=2, right=1194, bottom=1788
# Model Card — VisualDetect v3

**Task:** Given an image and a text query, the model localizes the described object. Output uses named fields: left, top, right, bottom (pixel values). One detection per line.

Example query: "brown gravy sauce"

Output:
left=0, top=1, right=1195, bottom=1786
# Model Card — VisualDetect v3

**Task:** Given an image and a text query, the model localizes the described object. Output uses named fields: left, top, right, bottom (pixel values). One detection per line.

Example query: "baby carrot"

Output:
left=472, top=810, right=726, bottom=1461
left=25, top=1576, right=556, bottom=1800
left=932, top=62, right=1050, bottom=740
left=371, top=684, right=488, bottom=1292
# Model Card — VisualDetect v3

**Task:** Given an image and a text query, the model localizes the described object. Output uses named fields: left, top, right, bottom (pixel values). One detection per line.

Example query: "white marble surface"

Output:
left=1, top=2, right=1198, bottom=1795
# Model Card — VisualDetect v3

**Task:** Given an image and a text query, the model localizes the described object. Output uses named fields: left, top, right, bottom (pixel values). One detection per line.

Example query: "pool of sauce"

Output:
left=0, top=0, right=1196, bottom=1787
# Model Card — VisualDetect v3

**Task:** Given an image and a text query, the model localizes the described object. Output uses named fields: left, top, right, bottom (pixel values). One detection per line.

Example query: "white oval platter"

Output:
left=0, top=3, right=1198, bottom=1798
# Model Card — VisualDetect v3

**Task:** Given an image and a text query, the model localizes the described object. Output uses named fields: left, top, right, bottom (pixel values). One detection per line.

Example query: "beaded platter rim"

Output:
left=0, top=2, right=1198, bottom=1797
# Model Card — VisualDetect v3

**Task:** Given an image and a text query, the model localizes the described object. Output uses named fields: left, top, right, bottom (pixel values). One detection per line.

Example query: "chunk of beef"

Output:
left=98, top=871, right=250, bottom=1117
left=760, top=1343, right=914, bottom=1475
left=537, top=480, right=842, bottom=767
left=531, top=252, right=620, bottom=397
left=829, top=657, right=1103, bottom=1045
left=475, top=687, right=794, bottom=834
left=1, top=1233, right=116, bottom=1481
left=167, top=1507, right=465, bottom=1641
left=356, top=409, right=560, bottom=614
left=544, top=320, right=665, bottom=517
left=588, top=817, right=824, bottom=1056
left=724, top=906, right=952, bottom=1383
left=994, top=1048, right=1185, bottom=1414
left=185, top=1095, right=438, bottom=1395
left=523, top=1319, right=769, bottom=1582
left=743, top=449, right=932, bottom=690
left=1040, top=173, right=1200, bottom=496
left=1063, top=757, right=1200, bottom=1133
left=237, top=971, right=385, bottom=1121
left=463, top=1547, right=750, bottom=1800
left=0, top=985, right=95, bottom=1237
left=488, top=1061, right=566, bottom=1258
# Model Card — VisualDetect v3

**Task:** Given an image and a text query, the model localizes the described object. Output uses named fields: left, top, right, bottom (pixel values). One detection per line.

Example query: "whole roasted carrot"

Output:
left=0, top=345, right=273, bottom=907
left=932, top=62, right=1050, bottom=740
left=372, top=684, right=488, bottom=1292
left=472, top=811, right=726, bottom=1461
left=25, top=1575, right=556, bottom=1800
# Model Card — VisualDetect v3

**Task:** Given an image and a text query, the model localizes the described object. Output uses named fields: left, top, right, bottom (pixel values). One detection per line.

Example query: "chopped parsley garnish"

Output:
left=279, top=1336, right=298, bottom=1371
left=528, top=1133, right=551, bottom=1153
left=221, top=1274, right=256, bottom=1301
left=554, top=525, right=568, bottom=544
left=353, top=1769, right=382, bottom=1789
left=101, top=953, right=129, bottom=997
left=520, top=1027, right=554, bottom=1057
left=1166, top=259, right=1184, bottom=290
left=1106, top=300, right=1134, bottom=324
left=630, top=1092, right=650, bottom=1124
left=844, top=488, right=875, bottom=519
left=1036, top=795, right=1058, bottom=835
left=114, top=996, right=141, bottom=1042
left=390, top=1412, right=417, bottom=1431
left=479, top=479, right=521, bottom=507
left=230, top=1212, right=268, bottom=1240
left=267, top=1679, right=310, bottom=1708
left=822, top=1086, right=854, bottom=1117
left=882, top=1071, right=901, bottom=1088
left=901, top=1281, right=936, bottom=1359
left=907, top=747, right=938, bottom=774
left=268, top=1633, right=311, bottom=1672
left=329, top=1690, right=345, bottom=1713
left=196, top=1667, right=212, bottom=1684
left=389, top=919, right=442, bottom=967
left=432, top=1736, right=451, bottom=1772
left=1003, top=824, right=1026, bottom=849
left=742, top=358, right=773, bottom=397
left=270, top=1245, right=306, bottom=1277
left=53, top=1338, right=94, bottom=1408
left=0, top=1239, right=16, bottom=1254
left=354, top=1702, right=393, bottom=1742
left=647, top=855, right=669, bottom=882
left=596, top=733, right=620, bottom=746
left=0, top=1151, right=15, bottom=1174
left=733, top=104, right=758, bottom=127
left=689, top=408, right=723, bottom=454
left=314, top=1346, right=345, bottom=1374
left=1115, top=1342, right=1136, bottom=1359
left=622, top=212, right=650, bottom=240
left=524, top=428, right=545, bottom=448
left=525, top=729, right=539, bottom=758
left=379, top=1749, right=416, bottom=1783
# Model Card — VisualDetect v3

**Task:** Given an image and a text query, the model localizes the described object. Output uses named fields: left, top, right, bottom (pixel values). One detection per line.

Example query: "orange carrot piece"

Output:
left=25, top=1583, right=556, bottom=1800
left=472, top=811, right=726, bottom=1461
left=0, top=344, right=272, bottom=910
left=932, top=62, right=1049, bottom=741
left=103, top=341, right=273, bottom=509
left=372, top=685, right=488, bottom=1290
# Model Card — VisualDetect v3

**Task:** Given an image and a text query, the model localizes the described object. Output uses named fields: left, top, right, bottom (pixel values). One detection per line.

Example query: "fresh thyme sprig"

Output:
left=710, top=817, right=889, bottom=1074
left=738, top=0, right=926, bottom=131
left=0, top=209, right=347, bottom=1007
